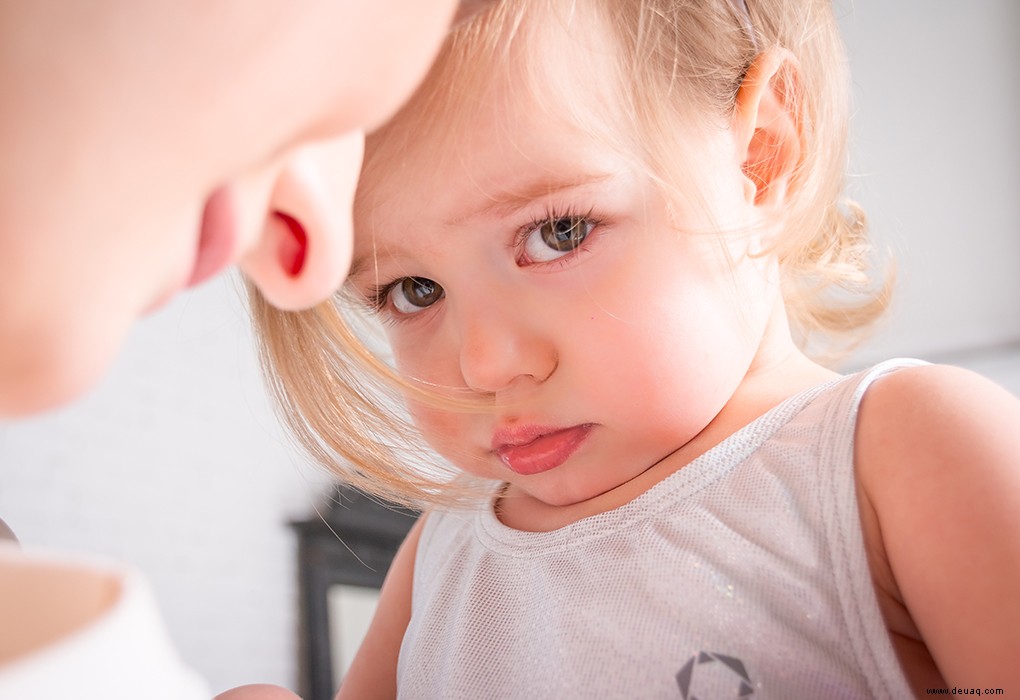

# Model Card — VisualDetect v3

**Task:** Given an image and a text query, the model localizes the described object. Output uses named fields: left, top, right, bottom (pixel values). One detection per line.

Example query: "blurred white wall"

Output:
left=0, top=0, right=1017, bottom=696
left=839, top=0, right=1020, bottom=378
left=0, top=276, right=332, bottom=692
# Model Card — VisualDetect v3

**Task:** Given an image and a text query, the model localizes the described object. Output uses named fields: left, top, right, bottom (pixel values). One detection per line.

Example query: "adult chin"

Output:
left=0, top=318, right=126, bottom=418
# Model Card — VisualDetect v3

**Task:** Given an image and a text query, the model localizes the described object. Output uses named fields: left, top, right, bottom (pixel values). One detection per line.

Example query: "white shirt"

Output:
left=0, top=545, right=209, bottom=700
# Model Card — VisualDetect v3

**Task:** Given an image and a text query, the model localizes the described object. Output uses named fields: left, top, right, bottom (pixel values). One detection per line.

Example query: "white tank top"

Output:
left=398, top=359, right=924, bottom=699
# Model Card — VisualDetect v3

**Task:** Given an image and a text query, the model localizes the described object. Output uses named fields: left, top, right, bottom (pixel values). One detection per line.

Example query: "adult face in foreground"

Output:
left=0, top=0, right=478, bottom=417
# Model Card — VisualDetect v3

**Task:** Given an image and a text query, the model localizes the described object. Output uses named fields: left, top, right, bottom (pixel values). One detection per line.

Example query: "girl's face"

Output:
left=0, top=0, right=466, bottom=416
left=352, top=26, right=793, bottom=511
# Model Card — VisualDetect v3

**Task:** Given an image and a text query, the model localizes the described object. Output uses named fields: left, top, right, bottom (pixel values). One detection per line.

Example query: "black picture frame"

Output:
left=291, top=485, right=419, bottom=700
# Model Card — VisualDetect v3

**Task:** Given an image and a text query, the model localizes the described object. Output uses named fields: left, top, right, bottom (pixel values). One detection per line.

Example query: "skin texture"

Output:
left=855, top=365, right=1020, bottom=695
left=0, top=0, right=461, bottom=417
left=0, top=1, right=494, bottom=697
left=345, top=10, right=1020, bottom=697
left=350, top=38, right=820, bottom=531
left=214, top=685, right=302, bottom=700
left=343, top=21, right=834, bottom=692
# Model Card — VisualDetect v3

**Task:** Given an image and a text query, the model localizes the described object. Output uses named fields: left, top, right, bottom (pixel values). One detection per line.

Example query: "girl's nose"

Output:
left=457, top=301, right=558, bottom=395
left=240, top=131, right=364, bottom=310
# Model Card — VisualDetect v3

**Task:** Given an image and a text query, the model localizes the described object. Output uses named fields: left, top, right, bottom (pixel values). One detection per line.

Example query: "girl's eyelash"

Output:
left=364, top=280, right=441, bottom=326
left=365, top=282, right=395, bottom=314
left=512, top=205, right=601, bottom=251
left=364, top=205, right=603, bottom=317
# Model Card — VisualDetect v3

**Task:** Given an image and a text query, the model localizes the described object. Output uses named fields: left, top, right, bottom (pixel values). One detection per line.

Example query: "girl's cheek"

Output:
left=393, top=335, right=460, bottom=384
left=412, top=405, right=456, bottom=443
left=408, top=403, right=481, bottom=467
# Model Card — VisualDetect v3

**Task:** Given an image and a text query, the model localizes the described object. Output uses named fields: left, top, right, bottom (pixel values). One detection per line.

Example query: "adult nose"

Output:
left=457, top=296, right=558, bottom=396
left=239, top=130, right=364, bottom=310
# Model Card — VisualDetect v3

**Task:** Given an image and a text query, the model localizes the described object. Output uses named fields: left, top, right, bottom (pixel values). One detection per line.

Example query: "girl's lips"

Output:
left=188, top=187, right=237, bottom=288
left=493, top=424, right=594, bottom=476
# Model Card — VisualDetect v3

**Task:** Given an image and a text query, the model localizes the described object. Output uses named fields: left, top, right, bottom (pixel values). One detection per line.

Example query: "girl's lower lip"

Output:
left=188, top=187, right=236, bottom=288
left=495, top=425, right=594, bottom=476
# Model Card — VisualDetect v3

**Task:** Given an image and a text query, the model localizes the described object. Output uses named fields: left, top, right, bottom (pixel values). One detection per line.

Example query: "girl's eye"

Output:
left=389, top=276, right=444, bottom=314
left=522, top=216, right=594, bottom=263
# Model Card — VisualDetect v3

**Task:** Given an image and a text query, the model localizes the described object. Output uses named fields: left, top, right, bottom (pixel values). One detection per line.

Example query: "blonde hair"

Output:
left=250, top=0, right=891, bottom=508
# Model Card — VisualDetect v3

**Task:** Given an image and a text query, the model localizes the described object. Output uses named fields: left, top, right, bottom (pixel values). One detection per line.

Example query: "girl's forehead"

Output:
left=354, top=0, right=725, bottom=244
left=357, top=103, right=632, bottom=244
left=358, top=3, right=631, bottom=201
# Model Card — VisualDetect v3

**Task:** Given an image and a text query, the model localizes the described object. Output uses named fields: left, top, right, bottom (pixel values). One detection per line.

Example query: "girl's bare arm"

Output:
left=335, top=516, right=425, bottom=700
left=856, top=364, right=1020, bottom=695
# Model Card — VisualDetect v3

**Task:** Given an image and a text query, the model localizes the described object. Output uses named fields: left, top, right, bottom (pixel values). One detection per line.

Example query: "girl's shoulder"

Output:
left=854, top=362, right=1020, bottom=503
left=853, top=363, right=1020, bottom=693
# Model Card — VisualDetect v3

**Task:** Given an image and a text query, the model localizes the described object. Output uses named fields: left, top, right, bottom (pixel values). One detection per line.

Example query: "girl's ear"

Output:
left=733, top=47, right=803, bottom=208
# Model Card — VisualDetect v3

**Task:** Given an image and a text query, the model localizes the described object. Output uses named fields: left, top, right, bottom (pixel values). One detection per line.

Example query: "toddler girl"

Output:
left=251, top=0, right=1020, bottom=697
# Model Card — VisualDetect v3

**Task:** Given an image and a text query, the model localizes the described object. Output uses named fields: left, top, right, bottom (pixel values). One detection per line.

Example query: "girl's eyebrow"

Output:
left=349, top=172, right=612, bottom=280
left=349, top=242, right=392, bottom=283
left=448, top=172, right=612, bottom=225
